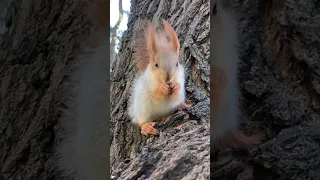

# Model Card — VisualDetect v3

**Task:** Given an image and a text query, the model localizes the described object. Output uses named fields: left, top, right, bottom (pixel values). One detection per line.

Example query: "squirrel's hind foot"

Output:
left=179, top=102, right=191, bottom=110
left=213, top=130, right=263, bottom=151
left=139, top=122, right=159, bottom=136
left=226, top=130, right=263, bottom=150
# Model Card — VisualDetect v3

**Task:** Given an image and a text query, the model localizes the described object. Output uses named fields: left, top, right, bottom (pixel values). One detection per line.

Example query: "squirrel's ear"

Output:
left=146, top=22, right=157, bottom=60
left=162, top=20, right=180, bottom=55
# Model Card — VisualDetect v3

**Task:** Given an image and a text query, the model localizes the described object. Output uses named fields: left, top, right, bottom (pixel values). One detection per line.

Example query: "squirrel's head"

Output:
left=146, top=20, right=181, bottom=84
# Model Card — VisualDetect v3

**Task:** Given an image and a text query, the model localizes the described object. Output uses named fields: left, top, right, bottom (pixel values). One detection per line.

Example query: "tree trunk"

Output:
left=110, top=0, right=210, bottom=179
left=1, top=0, right=319, bottom=179
left=211, top=1, right=320, bottom=179
left=0, top=0, right=101, bottom=179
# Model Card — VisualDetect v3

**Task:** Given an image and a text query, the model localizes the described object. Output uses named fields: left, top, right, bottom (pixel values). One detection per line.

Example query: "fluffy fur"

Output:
left=129, top=20, right=186, bottom=125
left=57, top=0, right=109, bottom=179
left=129, top=64, right=185, bottom=124
left=57, top=45, right=109, bottom=180
left=210, top=1, right=261, bottom=148
left=211, top=0, right=240, bottom=139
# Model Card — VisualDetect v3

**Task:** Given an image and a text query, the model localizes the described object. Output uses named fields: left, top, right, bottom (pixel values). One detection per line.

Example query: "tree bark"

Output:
left=0, top=0, right=100, bottom=179
left=1, top=0, right=319, bottom=179
left=211, top=1, right=320, bottom=179
left=110, top=0, right=210, bottom=179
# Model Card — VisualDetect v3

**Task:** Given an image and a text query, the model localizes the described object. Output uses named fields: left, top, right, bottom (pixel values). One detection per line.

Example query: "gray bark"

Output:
left=110, top=0, right=210, bottom=179
left=211, top=1, right=320, bottom=180
left=0, top=0, right=101, bottom=179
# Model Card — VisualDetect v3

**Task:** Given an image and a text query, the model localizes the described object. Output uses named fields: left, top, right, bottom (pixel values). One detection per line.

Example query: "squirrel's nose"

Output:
left=166, top=78, right=170, bottom=83
left=166, top=75, right=171, bottom=84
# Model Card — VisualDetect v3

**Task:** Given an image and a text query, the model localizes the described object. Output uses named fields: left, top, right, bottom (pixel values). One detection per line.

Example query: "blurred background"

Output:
left=110, top=0, right=131, bottom=69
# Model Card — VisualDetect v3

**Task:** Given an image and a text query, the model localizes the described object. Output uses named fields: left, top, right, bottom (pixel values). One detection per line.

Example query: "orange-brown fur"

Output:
left=133, top=20, right=152, bottom=72
left=129, top=19, right=186, bottom=136
left=133, top=20, right=180, bottom=74
left=147, top=20, right=182, bottom=105
left=210, top=0, right=263, bottom=150
left=140, top=20, right=181, bottom=102
left=211, top=64, right=228, bottom=116
left=84, top=0, right=109, bottom=40
left=152, top=82, right=170, bottom=101
left=211, top=64, right=262, bottom=150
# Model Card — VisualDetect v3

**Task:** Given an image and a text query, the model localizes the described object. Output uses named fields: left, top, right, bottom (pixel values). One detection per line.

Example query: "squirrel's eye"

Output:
left=155, top=63, right=158, bottom=68
left=176, top=62, right=178, bottom=67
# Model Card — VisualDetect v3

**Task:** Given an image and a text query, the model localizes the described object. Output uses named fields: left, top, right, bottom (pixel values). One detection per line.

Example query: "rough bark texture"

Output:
left=0, top=0, right=98, bottom=179
left=211, top=1, right=320, bottom=180
left=1, top=0, right=319, bottom=179
left=110, top=0, right=210, bottom=179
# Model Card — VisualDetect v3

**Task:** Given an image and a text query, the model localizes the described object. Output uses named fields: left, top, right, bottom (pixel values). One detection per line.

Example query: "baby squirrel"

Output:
left=210, top=0, right=262, bottom=150
left=129, top=20, right=190, bottom=136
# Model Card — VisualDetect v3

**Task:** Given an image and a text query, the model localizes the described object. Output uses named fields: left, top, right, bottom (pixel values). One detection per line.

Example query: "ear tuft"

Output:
left=162, top=19, right=180, bottom=55
left=146, top=22, right=157, bottom=60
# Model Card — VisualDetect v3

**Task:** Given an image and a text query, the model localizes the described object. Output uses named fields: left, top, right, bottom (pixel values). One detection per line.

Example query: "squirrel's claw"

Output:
left=153, top=83, right=170, bottom=101
left=159, top=83, right=170, bottom=96
left=139, top=122, right=159, bottom=136
left=171, top=82, right=181, bottom=95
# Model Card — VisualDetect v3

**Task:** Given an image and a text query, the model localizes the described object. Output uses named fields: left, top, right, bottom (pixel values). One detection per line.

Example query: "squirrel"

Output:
left=210, top=0, right=262, bottom=150
left=129, top=19, right=190, bottom=136
left=57, top=0, right=109, bottom=180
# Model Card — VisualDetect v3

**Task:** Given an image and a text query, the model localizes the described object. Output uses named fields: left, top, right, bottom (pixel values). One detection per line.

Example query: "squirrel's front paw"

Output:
left=153, top=83, right=170, bottom=101
left=139, top=122, right=159, bottom=136
left=171, top=82, right=181, bottom=95
left=158, top=83, right=170, bottom=96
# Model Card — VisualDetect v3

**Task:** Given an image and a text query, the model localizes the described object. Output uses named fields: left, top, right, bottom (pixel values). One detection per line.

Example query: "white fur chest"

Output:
left=129, top=66, right=185, bottom=124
